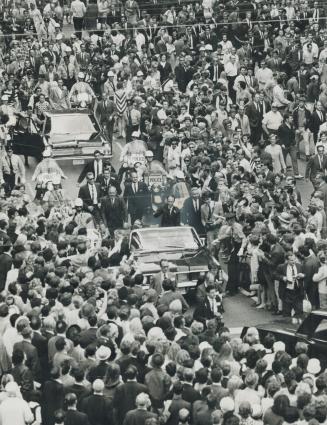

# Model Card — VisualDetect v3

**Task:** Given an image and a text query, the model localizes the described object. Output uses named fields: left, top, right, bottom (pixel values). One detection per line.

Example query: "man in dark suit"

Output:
left=276, top=252, right=305, bottom=320
left=174, top=56, right=191, bottom=93
left=78, top=150, right=111, bottom=184
left=305, top=145, right=327, bottom=186
left=193, top=284, right=222, bottom=324
left=78, top=172, right=101, bottom=221
left=101, top=186, right=127, bottom=237
left=299, top=245, right=320, bottom=308
left=181, top=187, right=205, bottom=236
left=96, top=166, right=121, bottom=197
left=0, top=237, right=12, bottom=292
left=278, top=114, right=302, bottom=178
left=80, top=379, right=115, bottom=425
left=310, top=102, right=326, bottom=144
left=153, top=195, right=180, bottom=227
left=113, top=366, right=148, bottom=425
left=246, top=93, right=263, bottom=145
left=123, top=393, right=157, bottom=425
left=123, top=171, right=150, bottom=224
left=65, top=367, right=91, bottom=408
left=13, top=326, right=42, bottom=383
left=30, top=316, right=48, bottom=383
left=64, top=393, right=90, bottom=425
left=208, top=56, right=222, bottom=83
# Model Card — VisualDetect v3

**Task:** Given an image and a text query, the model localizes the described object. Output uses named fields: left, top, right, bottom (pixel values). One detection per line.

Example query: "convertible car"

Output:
left=242, top=310, right=327, bottom=367
left=41, top=107, right=111, bottom=163
left=129, top=226, right=219, bottom=292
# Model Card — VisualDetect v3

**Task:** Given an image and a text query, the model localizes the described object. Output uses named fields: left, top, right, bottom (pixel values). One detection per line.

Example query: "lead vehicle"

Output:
left=42, top=107, right=111, bottom=164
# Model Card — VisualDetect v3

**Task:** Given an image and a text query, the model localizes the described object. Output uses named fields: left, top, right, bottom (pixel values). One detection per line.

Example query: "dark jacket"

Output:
left=13, top=340, right=42, bottom=383
left=277, top=122, right=296, bottom=148
left=64, top=410, right=90, bottom=425
left=80, top=393, right=115, bottom=425
left=113, top=381, right=148, bottom=425
left=305, top=154, right=327, bottom=181
left=181, top=197, right=205, bottom=236
left=275, top=262, right=305, bottom=299
left=41, top=379, right=65, bottom=425
left=96, top=174, right=121, bottom=196
left=123, top=182, right=150, bottom=216
left=153, top=204, right=180, bottom=227
left=123, top=409, right=157, bottom=425
left=101, top=196, right=127, bottom=230
left=78, top=183, right=101, bottom=208
left=0, top=253, right=12, bottom=292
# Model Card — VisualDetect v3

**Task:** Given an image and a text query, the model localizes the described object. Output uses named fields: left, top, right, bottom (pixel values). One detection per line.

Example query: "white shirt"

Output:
left=70, top=0, right=86, bottom=17
left=0, top=397, right=33, bottom=425
left=88, top=183, right=98, bottom=204
left=286, top=264, right=297, bottom=290
left=94, top=160, right=103, bottom=179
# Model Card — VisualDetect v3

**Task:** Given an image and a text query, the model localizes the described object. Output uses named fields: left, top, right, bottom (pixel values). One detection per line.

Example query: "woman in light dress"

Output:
left=265, top=133, right=286, bottom=173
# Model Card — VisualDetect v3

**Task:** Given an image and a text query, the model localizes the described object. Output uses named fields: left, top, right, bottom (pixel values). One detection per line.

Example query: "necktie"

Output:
left=134, top=183, right=137, bottom=193
left=9, top=157, right=13, bottom=174
left=96, top=162, right=100, bottom=177
left=111, top=198, right=114, bottom=206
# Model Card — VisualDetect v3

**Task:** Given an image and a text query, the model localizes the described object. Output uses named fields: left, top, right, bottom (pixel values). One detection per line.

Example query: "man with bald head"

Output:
left=100, top=186, right=127, bottom=237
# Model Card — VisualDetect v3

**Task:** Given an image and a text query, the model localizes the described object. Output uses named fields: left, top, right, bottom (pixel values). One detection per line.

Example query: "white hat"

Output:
left=136, top=70, right=144, bottom=77
left=78, top=72, right=85, bottom=79
left=107, top=70, right=115, bottom=77
left=273, top=341, right=285, bottom=352
left=74, top=198, right=83, bottom=207
left=199, top=46, right=206, bottom=51
left=65, top=46, right=72, bottom=52
left=42, top=148, right=52, bottom=158
left=307, top=358, right=321, bottom=375
left=5, top=382, right=19, bottom=395
left=1, top=95, right=9, bottom=101
left=131, top=131, right=140, bottom=138
left=220, top=397, right=235, bottom=413
left=52, top=175, right=61, bottom=185
left=56, top=34, right=63, bottom=40
left=54, top=22, right=60, bottom=28
left=145, top=150, right=154, bottom=157
left=205, top=44, right=213, bottom=51
left=175, top=170, right=185, bottom=179
left=95, top=345, right=111, bottom=361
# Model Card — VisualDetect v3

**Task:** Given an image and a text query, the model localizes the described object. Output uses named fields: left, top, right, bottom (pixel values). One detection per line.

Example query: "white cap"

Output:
left=56, top=33, right=62, bottom=40
left=137, top=70, right=144, bottom=77
left=42, top=148, right=52, bottom=158
left=145, top=150, right=153, bottom=157
left=205, top=44, right=213, bottom=51
left=78, top=72, right=85, bottom=79
left=107, top=70, right=115, bottom=76
left=65, top=46, right=72, bottom=52
left=54, top=23, right=60, bottom=28
left=1, top=95, right=9, bottom=101
left=75, top=198, right=83, bottom=207
left=131, top=131, right=140, bottom=138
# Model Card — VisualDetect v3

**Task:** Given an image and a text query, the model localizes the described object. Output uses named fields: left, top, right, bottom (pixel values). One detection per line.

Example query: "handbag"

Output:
left=303, top=294, right=312, bottom=314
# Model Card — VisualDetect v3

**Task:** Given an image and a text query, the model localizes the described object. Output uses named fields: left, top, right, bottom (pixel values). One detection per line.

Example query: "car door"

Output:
left=308, top=317, right=327, bottom=368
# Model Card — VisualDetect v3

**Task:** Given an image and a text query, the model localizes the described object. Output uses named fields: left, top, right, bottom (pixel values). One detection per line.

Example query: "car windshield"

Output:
left=49, top=114, right=100, bottom=143
left=136, top=228, right=200, bottom=251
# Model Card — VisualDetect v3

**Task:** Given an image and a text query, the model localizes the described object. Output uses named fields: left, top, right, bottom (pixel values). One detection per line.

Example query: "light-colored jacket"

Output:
left=0, top=154, right=25, bottom=183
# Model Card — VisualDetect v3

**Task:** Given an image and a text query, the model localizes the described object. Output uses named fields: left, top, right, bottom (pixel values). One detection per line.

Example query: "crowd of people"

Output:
left=1, top=0, right=327, bottom=424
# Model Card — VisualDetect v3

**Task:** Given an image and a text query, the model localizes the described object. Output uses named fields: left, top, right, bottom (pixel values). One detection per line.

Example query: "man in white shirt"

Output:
left=70, top=0, right=86, bottom=39
left=273, top=77, right=291, bottom=108
left=0, top=382, right=33, bottom=425
left=262, top=103, right=283, bottom=134
left=256, top=60, right=273, bottom=90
